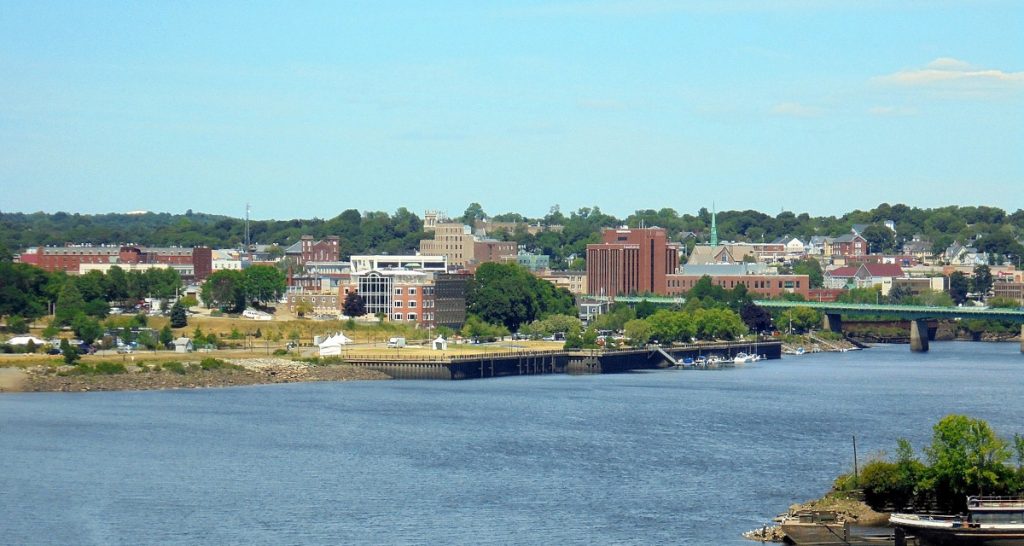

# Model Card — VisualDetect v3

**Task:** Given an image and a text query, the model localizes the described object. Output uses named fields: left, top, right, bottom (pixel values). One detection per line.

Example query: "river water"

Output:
left=2, top=342, right=1023, bottom=545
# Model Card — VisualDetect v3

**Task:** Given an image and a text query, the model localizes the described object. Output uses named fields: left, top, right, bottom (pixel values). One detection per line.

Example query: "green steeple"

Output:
left=710, top=203, right=718, bottom=246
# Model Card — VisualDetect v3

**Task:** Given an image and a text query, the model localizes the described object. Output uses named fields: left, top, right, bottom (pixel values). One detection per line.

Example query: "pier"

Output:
left=342, top=340, right=782, bottom=380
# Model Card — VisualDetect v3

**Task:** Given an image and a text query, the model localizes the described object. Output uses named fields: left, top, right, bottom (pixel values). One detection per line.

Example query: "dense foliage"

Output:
left=835, top=415, right=1024, bottom=513
left=5, top=203, right=1024, bottom=268
left=466, top=263, right=576, bottom=332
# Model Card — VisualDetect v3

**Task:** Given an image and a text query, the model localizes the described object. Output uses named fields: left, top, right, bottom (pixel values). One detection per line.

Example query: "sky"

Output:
left=1, top=0, right=1022, bottom=220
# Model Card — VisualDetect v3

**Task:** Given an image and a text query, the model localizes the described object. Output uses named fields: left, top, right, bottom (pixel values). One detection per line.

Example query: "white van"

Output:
left=386, top=337, right=406, bottom=348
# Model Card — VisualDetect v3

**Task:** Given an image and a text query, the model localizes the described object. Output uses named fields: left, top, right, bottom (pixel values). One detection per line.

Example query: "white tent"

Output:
left=7, top=335, right=46, bottom=346
left=432, top=336, right=448, bottom=351
left=318, top=332, right=352, bottom=357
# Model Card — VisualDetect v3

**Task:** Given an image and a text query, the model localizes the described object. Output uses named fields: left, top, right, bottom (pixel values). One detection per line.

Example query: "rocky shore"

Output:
left=2, top=358, right=390, bottom=393
left=781, top=334, right=862, bottom=355
left=743, top=495, right=889, bottom=542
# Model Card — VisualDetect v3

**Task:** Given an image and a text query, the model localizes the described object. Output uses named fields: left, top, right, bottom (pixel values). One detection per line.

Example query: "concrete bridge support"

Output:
left=910, top=320, right=929, bottom=352
left=1020, top=325, right=1023, bottom=354
left=823, top=313, right=843, bottom=334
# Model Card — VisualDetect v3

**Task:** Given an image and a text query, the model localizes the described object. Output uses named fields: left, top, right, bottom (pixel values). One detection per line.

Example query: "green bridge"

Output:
left=589, top=295, right=1024, bottom=353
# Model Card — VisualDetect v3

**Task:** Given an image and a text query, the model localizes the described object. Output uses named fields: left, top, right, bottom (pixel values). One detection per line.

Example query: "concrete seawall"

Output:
left=345, top=341, right=783, bottom=380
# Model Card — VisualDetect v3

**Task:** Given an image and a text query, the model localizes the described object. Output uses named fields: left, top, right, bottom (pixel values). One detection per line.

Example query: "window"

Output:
left=408, top=313, right=416, bottom=321
left=393, top=314, right=402, bottom=321
left=409, top=288, right=416, bottom=295
left=409, top=301, right=416, bottom=308
left=394, top=301, right=403, bottom=308
left=394, top=287, right=403, bottom=295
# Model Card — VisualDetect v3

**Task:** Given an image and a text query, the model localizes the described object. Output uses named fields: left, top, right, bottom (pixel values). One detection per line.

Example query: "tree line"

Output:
left=7, top=202, right=1022, bottom=270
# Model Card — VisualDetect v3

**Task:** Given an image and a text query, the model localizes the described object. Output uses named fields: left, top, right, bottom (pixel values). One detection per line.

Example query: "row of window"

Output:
left=390, top=313, right=436, bottom=321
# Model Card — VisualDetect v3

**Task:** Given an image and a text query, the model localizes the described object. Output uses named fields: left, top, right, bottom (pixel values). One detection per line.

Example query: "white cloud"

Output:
left=874, top=58, right=1024, bottom=89
left=771, top=102, right=823, bottom=117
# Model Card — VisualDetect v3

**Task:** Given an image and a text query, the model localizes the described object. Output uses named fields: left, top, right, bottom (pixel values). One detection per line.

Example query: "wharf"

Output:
left=342, top=340, right=782, bottom=380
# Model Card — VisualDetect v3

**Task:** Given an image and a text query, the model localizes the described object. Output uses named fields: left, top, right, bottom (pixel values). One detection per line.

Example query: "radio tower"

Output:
left=244, top=203, right=251, bottom=257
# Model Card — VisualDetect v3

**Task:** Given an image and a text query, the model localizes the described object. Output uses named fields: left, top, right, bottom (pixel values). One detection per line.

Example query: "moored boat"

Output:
left=779, top=510, right=852, bottom=545
left=890, top=495, right=1024, bottom=546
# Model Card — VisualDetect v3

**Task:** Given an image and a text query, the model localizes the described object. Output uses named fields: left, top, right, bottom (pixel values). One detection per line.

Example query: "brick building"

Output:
left=285, top=236, right=340, bottom=265
left=586, top=228, right=680, bottom=296
left=665, top=273, right=810, bottom=299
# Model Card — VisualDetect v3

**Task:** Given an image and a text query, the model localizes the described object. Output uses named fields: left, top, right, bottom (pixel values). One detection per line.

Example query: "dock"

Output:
left=342, top=340, right=783, bottom=380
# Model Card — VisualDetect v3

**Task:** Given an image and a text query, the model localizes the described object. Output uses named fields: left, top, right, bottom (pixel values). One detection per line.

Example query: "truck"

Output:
left=386, top=337, right=406, bottom=348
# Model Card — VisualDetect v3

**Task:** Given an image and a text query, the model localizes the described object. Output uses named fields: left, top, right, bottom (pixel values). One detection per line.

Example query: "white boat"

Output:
left=733, top=352, right=758, bottom=365
left=890, top=495, right=1024, bottom=545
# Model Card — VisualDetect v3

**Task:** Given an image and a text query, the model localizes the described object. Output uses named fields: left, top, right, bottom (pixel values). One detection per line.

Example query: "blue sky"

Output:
left=1, top=1, right=1022, bottom=220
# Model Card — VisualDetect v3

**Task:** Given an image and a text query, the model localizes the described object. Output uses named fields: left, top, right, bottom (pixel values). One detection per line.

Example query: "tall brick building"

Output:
left=586, top=228, right=680, bottom=297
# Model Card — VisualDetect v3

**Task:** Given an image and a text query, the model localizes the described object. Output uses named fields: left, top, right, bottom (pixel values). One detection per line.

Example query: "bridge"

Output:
left=589, top=295, right=1024, bottom=353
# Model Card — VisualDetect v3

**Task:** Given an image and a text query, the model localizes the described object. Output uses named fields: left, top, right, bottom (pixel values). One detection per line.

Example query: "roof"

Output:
left=173, top=337, right=192, bottom=345
left=851, top=224, right=870, bottom=235
left=860, top=264, right=905, bottom=278
left=826, top=266, right=859, bottom=278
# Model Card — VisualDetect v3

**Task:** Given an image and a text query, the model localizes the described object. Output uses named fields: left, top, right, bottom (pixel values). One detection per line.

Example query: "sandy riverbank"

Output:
left=0, top=358, right=390, bottom=393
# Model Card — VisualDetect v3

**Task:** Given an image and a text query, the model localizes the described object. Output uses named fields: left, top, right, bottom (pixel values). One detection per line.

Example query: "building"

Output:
left=433, top=273, right=471, bottom=329
left=825, top=264, right=906, bottom=293
left=510, top=252, right=551, bottom=272
left=420, top=222, right=476, bottom=266
left=285, top=290, right=341, bottom=317
left=350, top=255, right=447, bottom=273
left=22, top=244, right=211, bottom=282
left=538, top=270, right=587, bottom=296
left=890, top=277, right=948, bottom=297
left=419, top=222, right=516, bottom=267
left=665, top=273, right=810, bottom=299
left=586, top=227, right=680, bottom=296
left=283, top=236, right=340, bottom=265
left=826, top=234, right=868, bottom=258
left=352, top=269, right=436, bottom=327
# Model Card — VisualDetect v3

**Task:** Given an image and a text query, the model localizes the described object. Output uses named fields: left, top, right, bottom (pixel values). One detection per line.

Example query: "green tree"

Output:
left=948, top=271, right=970, bottom=305
left=60, top=338, right=80, bottom=365
left=791, top=258, right=824, bottom=289
left=778, top=307, right=821, bottom=333
left=170, top=301, right=188, bottom=328
left=5, top=315, right=29, bottom=334
left=243, top=265, right=286, bottom=306
left=623, top=318, right=653, bottom=347
left=924, top=414, right=1012, bottom=512
left=461, top=202, right=487, bottom=225
left=634, top=299, right=657, bottom=319
left=862, top=224, right=896, bottom=254
left=54, top=280, right=86, bottom=326
left=201, top=270, right=246, bottom=312
left=71, top=313, right=103, bottom=345
left=972, top=265, right=993, bottom=298
left=343, top=292, right=366, bottom=317
left=159, top=324, right=174, bottom=347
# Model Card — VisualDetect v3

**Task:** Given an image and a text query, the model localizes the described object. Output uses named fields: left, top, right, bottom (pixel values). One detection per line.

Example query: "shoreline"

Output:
left=0, top=358, right=390, bottom=393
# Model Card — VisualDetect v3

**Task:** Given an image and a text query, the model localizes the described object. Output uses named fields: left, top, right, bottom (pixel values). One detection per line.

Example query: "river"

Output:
left=2, top=342, right=1023, bottom=545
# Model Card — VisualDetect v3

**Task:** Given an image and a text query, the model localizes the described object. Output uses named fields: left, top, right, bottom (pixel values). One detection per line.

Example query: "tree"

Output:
left=343, top=292, right=366, bottom=317
left=5, top=315, right=29, bottom=334
left=201, top=270, right=246, bottom=312
left=294, top=300, right=313, bottom=318
left=862, top=224, right=896, bottom=254
left=924, top=414, right=1012, bottom=512
left=623, top=319, right=653, bottom=346
left=170, top=301, right=188, bottom=328
left=791, top=258, right=824, bottom=289
left=243, top=265, right=286, bottom=306
left=54, top=280, right=86, bottom=326
left=461, top=202, right=487, bottom=225
left=634, top=299, right=657, bottom=319
left=159, top=324, right=174, bottom=347
left=888, top=283, right=914, bottom=304
left=778, top=307, right=821, bottom=333
left=739, top=302, right=772, bottom=333
left=71, top=313, right=103, bottom=345
left=948, top=271, right=970, bottom=305
left=972, top=265, right=993, bottom=298
left=60, top=338, right=80, bottom=365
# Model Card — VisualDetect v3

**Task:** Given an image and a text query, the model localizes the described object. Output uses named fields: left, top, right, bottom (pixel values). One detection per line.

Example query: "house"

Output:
left=806, top=236, right=830, bottom=256
left=173, top=337, right=194, bottom=353
left=825, top=264, right=906, bottom=292
left=827, top=234, right=868, bottom=258
left=824, top=266, right=859, bottom=289
left=902, top=236, right=934, bottom=263
left=687, top=243, right=756, bottom=265
left=944, top=243, right=988, bottom=266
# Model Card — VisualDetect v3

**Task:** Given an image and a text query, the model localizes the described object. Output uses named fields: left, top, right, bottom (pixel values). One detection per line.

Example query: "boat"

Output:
left=890, top=495, right=1024, bottom=545
left=779, top=510, right=852, bottom=545
left=733, top=352, right=758, bottom=365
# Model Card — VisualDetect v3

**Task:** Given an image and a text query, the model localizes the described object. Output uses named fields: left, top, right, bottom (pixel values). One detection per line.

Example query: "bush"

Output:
left=93, top=362, right=127, bottom=375
left=272, top=348, right=288, bottom=356
left=6, top=316, right=29, bottom=334
left=161, top=361, right=187, bottom=375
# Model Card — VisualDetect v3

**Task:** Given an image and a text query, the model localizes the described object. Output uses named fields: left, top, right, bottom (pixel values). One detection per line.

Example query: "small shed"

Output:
left=432, top=336, right=448, bottom=351
left=173, top=337, right=194, bottom=353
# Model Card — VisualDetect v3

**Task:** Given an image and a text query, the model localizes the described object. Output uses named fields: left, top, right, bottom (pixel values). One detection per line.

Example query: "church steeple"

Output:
left=710, top=202, right=718, bottom=247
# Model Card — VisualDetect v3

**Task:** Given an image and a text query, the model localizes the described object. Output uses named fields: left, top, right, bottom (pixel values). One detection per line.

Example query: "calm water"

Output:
left=2, top=342, right=1023, bottom=545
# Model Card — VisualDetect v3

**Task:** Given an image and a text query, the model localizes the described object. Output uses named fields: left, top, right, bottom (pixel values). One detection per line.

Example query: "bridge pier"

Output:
left=823, top=313, right=843, bottom=334
left=910, top=320, right=929, bottom=353
left=1020, top=325, right=1023, bottom=354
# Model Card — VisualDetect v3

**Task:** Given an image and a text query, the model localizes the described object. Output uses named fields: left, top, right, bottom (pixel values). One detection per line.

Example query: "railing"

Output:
left=969, top=496, right=1024, bottom=508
